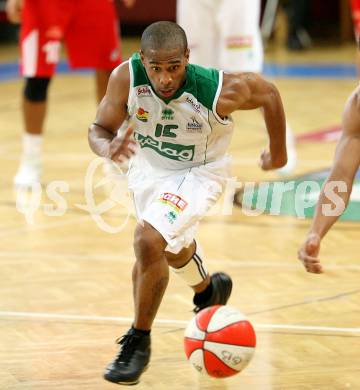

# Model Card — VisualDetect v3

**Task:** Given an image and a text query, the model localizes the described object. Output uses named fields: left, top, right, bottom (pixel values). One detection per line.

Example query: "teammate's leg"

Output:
left=217, top=0, right=263, bottom=72
left=217, top=0, right=296, bottom=175
left=177, top=0, right=219, bottom=67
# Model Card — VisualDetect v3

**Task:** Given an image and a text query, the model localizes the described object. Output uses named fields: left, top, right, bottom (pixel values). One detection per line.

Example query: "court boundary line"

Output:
left=0, top=310, right=359, bottom=334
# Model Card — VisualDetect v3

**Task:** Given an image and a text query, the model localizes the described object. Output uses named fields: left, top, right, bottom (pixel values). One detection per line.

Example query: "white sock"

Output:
left=22, top=133, right=43, bottom=158
left=171, top=241, right=208, bottom=287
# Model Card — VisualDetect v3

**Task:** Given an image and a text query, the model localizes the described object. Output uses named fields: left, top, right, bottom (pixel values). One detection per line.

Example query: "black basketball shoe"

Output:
left=104, top=327, right=151, bottom=385
left=193, top=272, right=233, bottom=313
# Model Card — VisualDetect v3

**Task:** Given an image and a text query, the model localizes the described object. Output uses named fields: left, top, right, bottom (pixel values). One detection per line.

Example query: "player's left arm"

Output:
left=217, top=72, right=287, bottom=170
left=298, top=87, right=360, bottom=273
left=310, top=108, right=360, bottom=239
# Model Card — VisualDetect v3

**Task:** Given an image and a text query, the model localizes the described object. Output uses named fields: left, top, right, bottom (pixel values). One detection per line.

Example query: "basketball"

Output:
left=184, top=305, right=256, bottom=378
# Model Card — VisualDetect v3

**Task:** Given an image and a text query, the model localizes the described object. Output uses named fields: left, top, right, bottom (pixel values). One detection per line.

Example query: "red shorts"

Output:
left=20, top=0, right=121, bottom=77
left=351, top=0, right=360, bottom=40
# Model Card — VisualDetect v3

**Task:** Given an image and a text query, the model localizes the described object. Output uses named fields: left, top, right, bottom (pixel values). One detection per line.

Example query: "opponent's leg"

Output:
left=167, top=240, right=232, bottom=313
left=15, top=0, right=64, bottom=187
left=94, top=69, right=112, bottom=103
left=104, top=221, right=168, bottom=385
left=14, top=77, right=51, bottom=187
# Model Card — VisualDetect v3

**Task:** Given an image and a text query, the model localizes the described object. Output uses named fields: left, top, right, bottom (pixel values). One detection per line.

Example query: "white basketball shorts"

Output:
left=127, top=155, right=232, bottom=254
left=177, top=0, right=263, bottom=72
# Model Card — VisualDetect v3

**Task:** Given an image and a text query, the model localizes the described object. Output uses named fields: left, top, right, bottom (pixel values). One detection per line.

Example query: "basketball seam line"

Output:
left=206, top=320, right=252, bottom=334
left=202, top=349, right=239, bottom=374
left=185, top=337, right=255, bottom=348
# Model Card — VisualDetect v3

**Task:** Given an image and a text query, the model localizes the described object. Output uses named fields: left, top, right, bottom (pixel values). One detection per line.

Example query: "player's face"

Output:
left=141, top=47, right=189, bottom=99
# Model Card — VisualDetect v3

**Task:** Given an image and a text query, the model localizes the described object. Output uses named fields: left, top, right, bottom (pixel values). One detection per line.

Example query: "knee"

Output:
left=24, top=77, right=51, bottom=102
left=134, top=222, right=167, bottom=263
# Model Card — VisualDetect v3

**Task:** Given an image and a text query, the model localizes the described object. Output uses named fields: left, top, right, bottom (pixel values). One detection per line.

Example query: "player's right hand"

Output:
left=297, top=233, right=323, bottom=274
left=108, top=126, right=137, bottom=163
left=5, top=0, right=23, bottom=24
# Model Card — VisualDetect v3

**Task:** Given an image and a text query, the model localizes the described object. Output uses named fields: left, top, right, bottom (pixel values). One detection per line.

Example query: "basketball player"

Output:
left=298, top=85, right=360, bottom=273
left=5, top=0, right=135, bottom=187
left=88, top=21, right=287, bottom=385
left=176, top=0, right=296, bottom=175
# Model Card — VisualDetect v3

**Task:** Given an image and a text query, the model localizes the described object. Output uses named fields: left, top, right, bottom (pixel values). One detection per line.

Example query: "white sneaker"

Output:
left=14, top=156, right=42, bottom=187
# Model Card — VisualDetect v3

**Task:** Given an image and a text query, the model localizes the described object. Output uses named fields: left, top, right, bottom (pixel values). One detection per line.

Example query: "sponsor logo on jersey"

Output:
left=136, top=107, right=149, bottom=122
left=186, top=96, right=201, bottom=113
left=162, top=108, right=174, bottom=120
left=186, top=117, right=203, bottom=133
left=134, top=132, right=195, bottom=162
left=165, top=210, right=178, bottom=224
left=136, top=86, right=152, bottom=97
left=160, top=192, right=188, bottom=212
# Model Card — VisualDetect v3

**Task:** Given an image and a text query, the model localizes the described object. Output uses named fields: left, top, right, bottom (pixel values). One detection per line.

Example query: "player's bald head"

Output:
left=140, top=21, right=188, bottom=54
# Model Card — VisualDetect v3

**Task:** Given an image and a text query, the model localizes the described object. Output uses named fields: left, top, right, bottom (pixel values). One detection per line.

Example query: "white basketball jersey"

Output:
left=127, top=53, right=234, bottom=171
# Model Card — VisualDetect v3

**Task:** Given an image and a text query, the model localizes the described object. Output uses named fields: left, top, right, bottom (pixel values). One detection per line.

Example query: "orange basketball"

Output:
left=184, top=305, right=256, bottom=378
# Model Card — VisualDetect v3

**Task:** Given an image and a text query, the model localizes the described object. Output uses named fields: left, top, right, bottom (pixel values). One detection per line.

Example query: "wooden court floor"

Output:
left=0, top=41, right=360, bottom=389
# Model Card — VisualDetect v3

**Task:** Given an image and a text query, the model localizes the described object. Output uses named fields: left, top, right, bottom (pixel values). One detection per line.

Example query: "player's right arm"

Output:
left=298, top=87, right=360, bottom=273
left=5, top=0, right=23, bottom=24
left=88, top=62, right=136, bottom=162
left=217, top=72, right=287, bottom=170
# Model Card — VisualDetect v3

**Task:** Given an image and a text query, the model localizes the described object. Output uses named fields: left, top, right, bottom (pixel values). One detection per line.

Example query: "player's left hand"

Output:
left=298, top=233, right=323, bottom=274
